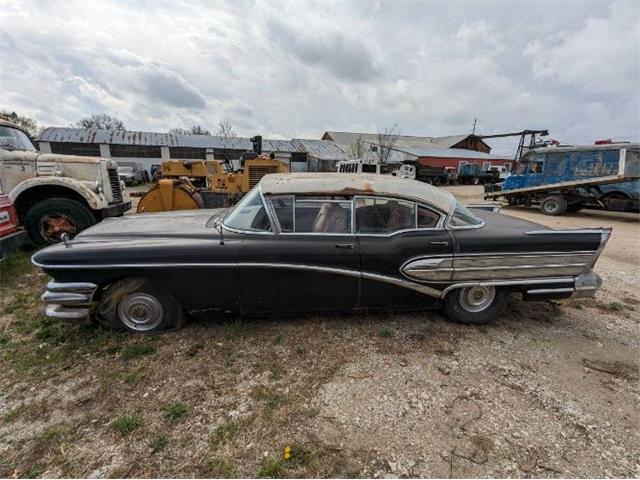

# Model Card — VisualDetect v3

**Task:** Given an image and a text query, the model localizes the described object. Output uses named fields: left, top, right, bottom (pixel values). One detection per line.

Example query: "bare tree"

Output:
left=348, top=135, right=366, bottom=159
left=168, top=125, right=211, bottom=136
left=1, top=109, right=42, bottom=138
left=376, top=124, right=401, bottom=164
left=216, top=120, right=236, bottom=139
left=75, top=114, right=125, bottom=131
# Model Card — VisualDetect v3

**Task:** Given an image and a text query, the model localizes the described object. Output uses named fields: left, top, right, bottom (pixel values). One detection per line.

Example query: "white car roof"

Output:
left=259, top=173, right=455, bottom=213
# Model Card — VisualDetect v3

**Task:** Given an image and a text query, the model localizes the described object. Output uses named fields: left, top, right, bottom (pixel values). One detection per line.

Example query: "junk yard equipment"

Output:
left=484, top=142, right=640, bottom=215
left=0, top=118, right=130, bottom=245
left=137, top=135, right=289, bottom=213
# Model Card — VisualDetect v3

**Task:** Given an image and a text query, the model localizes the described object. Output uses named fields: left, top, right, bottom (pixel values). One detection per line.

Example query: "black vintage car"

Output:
left=32, top=173, right=610, bottom=333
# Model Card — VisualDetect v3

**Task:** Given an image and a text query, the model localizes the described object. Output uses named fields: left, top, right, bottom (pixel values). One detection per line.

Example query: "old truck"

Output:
left=0, top=119, right=130, bottom=245
left=485, top=143, right=640, bottom=215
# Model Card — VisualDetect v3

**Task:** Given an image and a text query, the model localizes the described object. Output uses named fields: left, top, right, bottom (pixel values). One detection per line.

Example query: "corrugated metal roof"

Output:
left=322, top=131, right=490, bottom=152
left=393, top=145, right=511, bottom=160
left=38, top=128, right=347, bottom=160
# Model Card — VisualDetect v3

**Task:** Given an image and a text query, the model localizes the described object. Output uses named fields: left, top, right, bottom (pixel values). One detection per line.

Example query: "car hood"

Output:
left=74, top=209, right=228, bottom=242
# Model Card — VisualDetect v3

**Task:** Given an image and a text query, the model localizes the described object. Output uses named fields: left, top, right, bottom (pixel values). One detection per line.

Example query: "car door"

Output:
left=355, top=195, right=453, bottom=310
left=237, top=194, right=360, bottom=314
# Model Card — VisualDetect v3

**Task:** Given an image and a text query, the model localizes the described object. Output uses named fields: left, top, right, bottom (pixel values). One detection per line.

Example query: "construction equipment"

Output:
left=137, top=135, right=289, bottom=213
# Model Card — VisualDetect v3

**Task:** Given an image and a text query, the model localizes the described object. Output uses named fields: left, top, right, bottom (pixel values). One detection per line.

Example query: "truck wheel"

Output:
left=96, top=278, right=184, bottom=334
left=443, top=286, right=510, bottom=325
left=472, top=177, right=480, bottom=185
left=540, top=195, right=567, bottom=215
left=24, top=198, right=96, bottom=246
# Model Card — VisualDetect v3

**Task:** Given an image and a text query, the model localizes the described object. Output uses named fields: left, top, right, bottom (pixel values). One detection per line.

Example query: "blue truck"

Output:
left=485, top=143, right=640, bottom=215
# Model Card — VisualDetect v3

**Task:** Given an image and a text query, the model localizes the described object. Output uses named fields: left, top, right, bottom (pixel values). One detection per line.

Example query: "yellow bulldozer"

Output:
left=137, top=136, right=289, bottom=213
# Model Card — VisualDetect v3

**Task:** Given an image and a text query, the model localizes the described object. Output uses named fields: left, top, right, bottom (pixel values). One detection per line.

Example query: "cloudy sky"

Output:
left=1, top=0, right=638, bottom=154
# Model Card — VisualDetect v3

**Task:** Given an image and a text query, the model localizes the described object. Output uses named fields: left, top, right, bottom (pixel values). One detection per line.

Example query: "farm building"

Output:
left=37, top=128, right=347, bottom=176
left=390, top=145, right=512, bottom=172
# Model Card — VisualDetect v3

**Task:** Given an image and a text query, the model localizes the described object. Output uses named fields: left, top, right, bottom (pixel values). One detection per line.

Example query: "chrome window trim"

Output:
left=221, top=184, right=276, bottom=235
left=352, top=194, right=446, bottom=236
left=444, top=201, right=486, bottom=230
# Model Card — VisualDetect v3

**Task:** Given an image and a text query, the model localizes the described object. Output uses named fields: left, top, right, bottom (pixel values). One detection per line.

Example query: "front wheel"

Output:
left=24, top=197, right=96, bottom=246
left=539, top=195, right=568, bottom=215
left=96, top=278, right=184, bottom=334
left=443, top=286, right=510, bottom=325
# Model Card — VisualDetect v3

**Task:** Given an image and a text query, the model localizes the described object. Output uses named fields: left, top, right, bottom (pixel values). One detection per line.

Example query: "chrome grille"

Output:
left=107, top=168, right=123, bottom=203
left=248, top=165, right=279, bottom=188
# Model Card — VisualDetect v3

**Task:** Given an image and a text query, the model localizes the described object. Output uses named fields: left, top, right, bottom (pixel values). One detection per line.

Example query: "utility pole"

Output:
left=472, top=117, right=477, bottom=135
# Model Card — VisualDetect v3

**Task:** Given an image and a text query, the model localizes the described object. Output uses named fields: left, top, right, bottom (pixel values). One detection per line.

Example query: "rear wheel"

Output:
left=24, top=197, right=96, bottom=246
left=96, top=278, right=184, bottom=334
left=444, top=286, right=510, bottom=325
left=539, top=195, right=568, bottom=215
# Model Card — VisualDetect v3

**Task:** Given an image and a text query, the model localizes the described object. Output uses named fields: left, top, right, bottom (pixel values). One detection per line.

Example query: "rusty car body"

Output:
left=32, top=173, right=610, bottom=333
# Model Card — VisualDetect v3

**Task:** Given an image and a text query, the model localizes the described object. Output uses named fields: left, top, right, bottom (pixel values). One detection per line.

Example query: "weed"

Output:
left=164, top=402, right=188, bottom=422
left=206, top=458, right=235, bottom=477
left=111, top=414, right=143, bottom=436
left=3, top=404, right=26, bottom=423
left=123, top=372, right=138, bottom=384
left=257, top=457, right=285, bottom=478
left=295, top=345, right=307, bottom=355
left=211, top=420, right=240, bottom=445
left=223, top=319, right=248, bottom=338
left=24, top=464, right=45, bottom=479
left=602, top=301, right=624, bottom=312
left=273, top=334, right=283, bottom=345
left=35, top=320, right=70, bottom=343
left=150, top=434, right=168, bottom=453
left=186, top=342, right=204, bottom=357
left=378, top=329, right=393, bottom=338
left=567, top=300, right=583, bottom=310
left=5, top=291, right=32, bottom=315
left=121, top=343, right=155, bottom=360
left=0, top=333, right=9, bottom=345
left=251, top=385, right=286, bottom=415
left=39, top=425, right=67, bottom=442
left=286, top=444, right=312, bottom=467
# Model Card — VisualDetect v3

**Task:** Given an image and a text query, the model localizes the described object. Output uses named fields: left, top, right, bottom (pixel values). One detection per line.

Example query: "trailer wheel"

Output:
left=540, top=195, right=568, bottom=215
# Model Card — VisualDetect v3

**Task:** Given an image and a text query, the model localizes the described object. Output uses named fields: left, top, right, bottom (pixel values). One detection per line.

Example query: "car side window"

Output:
left=417, top=206, right=439, bottom=228
left=223, top=187, right=272, bottom=232
left=355, top=197, right=416, bottom=234
left=295, top=199, right=352, bottom=234
left=270, top=195, right=294, bottom=232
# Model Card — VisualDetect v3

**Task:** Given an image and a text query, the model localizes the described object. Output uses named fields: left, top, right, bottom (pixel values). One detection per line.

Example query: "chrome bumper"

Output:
left=523, top=272, right=602, bottom=299
left=41, top=282, right=97, bottom=320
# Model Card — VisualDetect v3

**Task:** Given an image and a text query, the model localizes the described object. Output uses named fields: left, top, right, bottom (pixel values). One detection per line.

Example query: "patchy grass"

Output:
left=205, top=458, right=236, bottom=477
left=257, top=457, right=286, bottom=479
left=251, top=385, right=286, bottom=416
left=24, top=464, right=45, bottom=479
left=0, top=250, right=35, bottom=290
left=186, top=342, right=204, bottom=357
left=121, top=343, right=155, bottom=360
left=151, top=435, right=168, bottom=453
left=378, top=328, right=393, bottom=338
left=2, top=404, right=26, bottom=423
left=211, top=420, right=241, bottom=445
left=601, top=301, right=625, bottom=312
left=111, top=414, right=143, bottom=436
left=223, top=319, right=248, bottom=338
left=164, top=402, right=188, bottom=422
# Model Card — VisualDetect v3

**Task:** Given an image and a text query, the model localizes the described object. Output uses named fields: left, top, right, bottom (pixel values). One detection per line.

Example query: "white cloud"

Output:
left=0, top=0, right=637, bottom=150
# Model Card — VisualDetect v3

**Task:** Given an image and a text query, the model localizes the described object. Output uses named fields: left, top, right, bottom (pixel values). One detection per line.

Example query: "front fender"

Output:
left=9, top=177, right=109, bottom=210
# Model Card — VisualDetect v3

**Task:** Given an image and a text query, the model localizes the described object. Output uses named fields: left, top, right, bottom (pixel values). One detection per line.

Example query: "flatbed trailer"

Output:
left=485, top=143, right=639, bottom=215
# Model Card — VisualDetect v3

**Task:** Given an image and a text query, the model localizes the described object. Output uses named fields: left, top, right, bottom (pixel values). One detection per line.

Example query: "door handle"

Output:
left=428, top=241, right=448, bottom=246
left=335, top=243, right=355, bottom=249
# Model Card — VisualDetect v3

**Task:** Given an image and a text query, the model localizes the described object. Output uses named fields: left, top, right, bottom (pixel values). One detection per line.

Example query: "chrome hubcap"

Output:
left=545, top=200, right=559, bottom=213
left=117, top=293, right=164, bottom=331
left=459, top=286, right=496, bottom=313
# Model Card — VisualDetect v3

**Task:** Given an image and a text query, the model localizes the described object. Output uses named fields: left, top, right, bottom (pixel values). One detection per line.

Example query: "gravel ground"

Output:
left=0, top=185, right=638, bottom=478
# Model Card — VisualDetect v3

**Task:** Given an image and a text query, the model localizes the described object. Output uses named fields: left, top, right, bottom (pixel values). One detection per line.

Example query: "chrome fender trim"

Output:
left=439, top=277, right=575, bottom=299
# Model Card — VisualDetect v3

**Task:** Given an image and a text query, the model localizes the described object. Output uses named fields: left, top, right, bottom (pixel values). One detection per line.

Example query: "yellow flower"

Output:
left=284, top=446, right=292, bottom=460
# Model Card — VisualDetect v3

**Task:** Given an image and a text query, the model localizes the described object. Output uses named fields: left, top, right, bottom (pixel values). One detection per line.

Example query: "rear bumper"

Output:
left=0, top=230, right=28, bottom=258
left=523, top=272, right=602, bottom=300
left=100, top=201, right=131, bottom=218
left=41, top=281, right=97, bottom=320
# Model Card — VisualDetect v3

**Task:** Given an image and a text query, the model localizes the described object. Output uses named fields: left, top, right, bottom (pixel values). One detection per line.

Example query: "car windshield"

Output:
left=223, top=187, right=272, bottom=232
left=0, top=126, right=36, bottom=151
left=449, top=202, right=483, bottom=227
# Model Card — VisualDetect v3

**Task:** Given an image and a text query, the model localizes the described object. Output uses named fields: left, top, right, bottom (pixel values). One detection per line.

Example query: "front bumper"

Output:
left=41, top=282, right=97, bottom=320
left=100, top=201, right=131, bottom=218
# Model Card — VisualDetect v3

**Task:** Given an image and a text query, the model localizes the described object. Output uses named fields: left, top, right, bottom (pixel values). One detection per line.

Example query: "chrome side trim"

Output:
left=361, top=271, right=441, bottom=298
left=526, top=288, right=574, bottom=295
left=526, top=229, right=609, bottom=235
left=46, top=282, right=97, bottom=292
left=440, top=277, right=575, bottom=298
